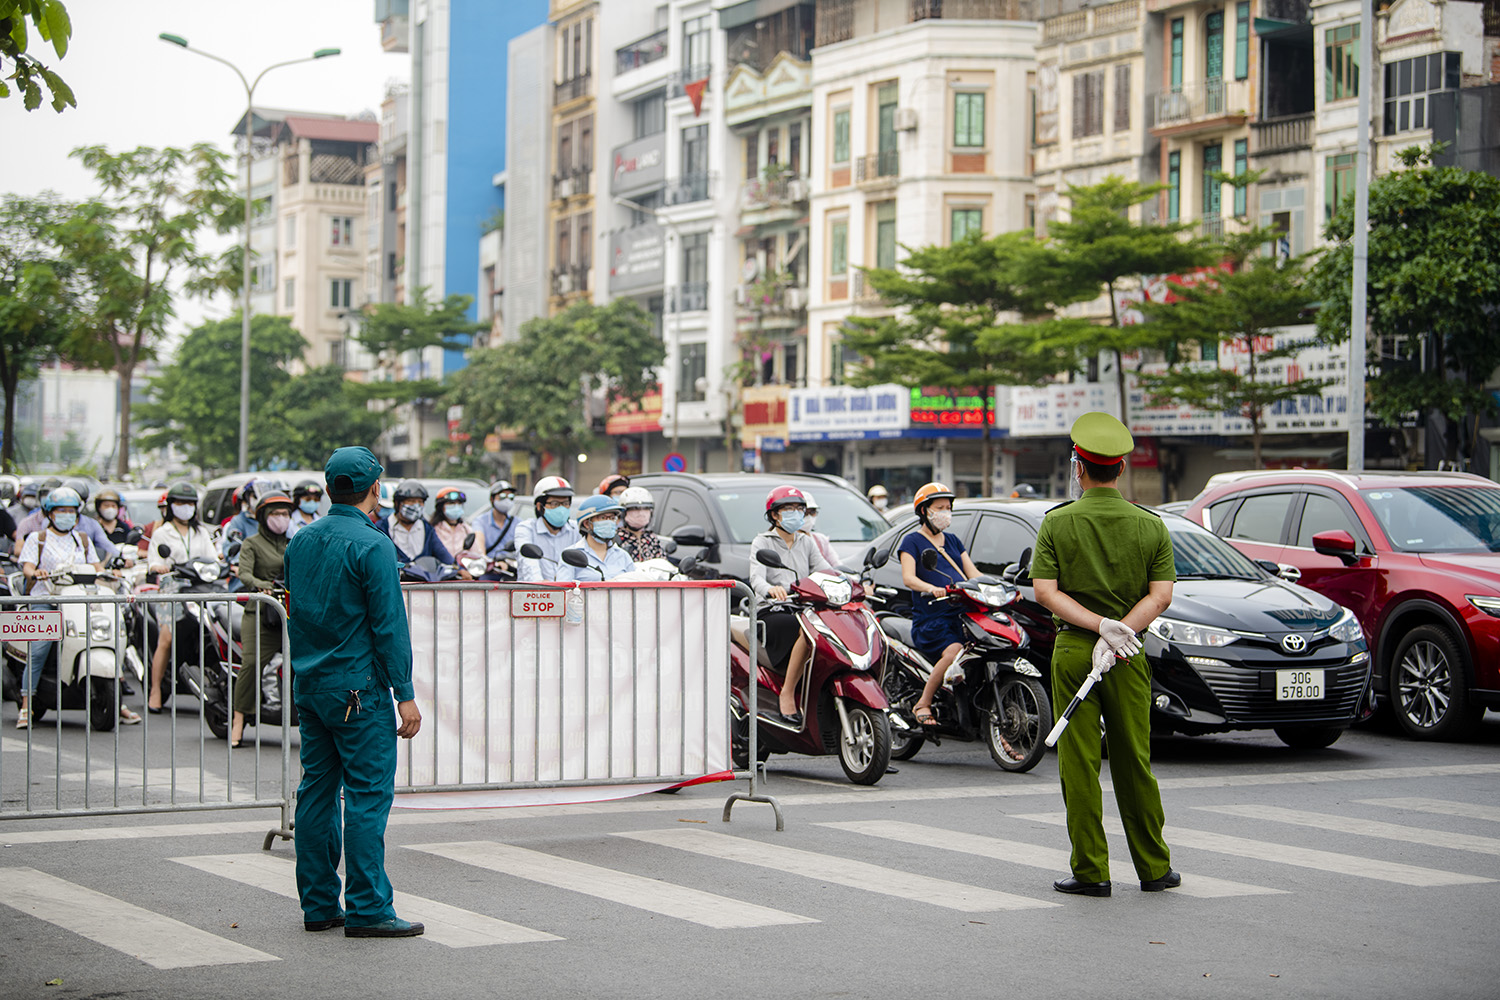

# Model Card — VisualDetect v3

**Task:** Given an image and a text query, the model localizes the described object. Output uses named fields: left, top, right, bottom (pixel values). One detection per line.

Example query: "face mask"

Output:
left=492, top=498, right=513, bottom=516
left=543, top=506, right=571, bottom=529
left=52, top=512, right=77, bottom=532
left=624, top=510, right=651, bottom=530
left=98, top=504, right=119, bottom=521
left=266, top=513, right=291, bottom=535
left=1069, top=457, right=1083, bottom=501
left=804, top=514, right=818, bottom=532
left=443, top=503, right=463, bottom=522
left=929, top=510, right=953, bottom=532
left=299, top=500, right=319, bottom=514
left=778, top=511, right=804, bottom=533
left=171, top=503, right=195, bottom=522
left=873, top=498, right=888, bottom=511
left=399, top=503, right=422, bottom=522
left=591, top=520, right=618, bottom=541
left=21, top=497, right=36, bottom=510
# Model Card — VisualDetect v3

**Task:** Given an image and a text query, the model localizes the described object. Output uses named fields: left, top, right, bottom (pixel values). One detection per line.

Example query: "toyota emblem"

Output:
left=1281, top=633, right=1308, bottom=653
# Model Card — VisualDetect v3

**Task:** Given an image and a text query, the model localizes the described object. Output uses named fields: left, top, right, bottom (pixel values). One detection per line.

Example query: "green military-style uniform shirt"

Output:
left=1031, top=488, right=1177, bottom=621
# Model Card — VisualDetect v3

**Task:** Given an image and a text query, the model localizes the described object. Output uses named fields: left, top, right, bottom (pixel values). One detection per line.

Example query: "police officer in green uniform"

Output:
left=1030, top=412, right=1180, bottom=897
left=284, top=446, right=425, bottom=937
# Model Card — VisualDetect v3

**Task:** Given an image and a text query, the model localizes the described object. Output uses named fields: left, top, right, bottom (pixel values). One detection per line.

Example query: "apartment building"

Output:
left=549, top=1, right=599, bottom=313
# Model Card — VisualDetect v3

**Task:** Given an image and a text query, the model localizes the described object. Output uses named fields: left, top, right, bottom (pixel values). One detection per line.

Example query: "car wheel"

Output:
left=1389, top=624, right=1482, bottom=740
left=1273, top=725, right=1342, bottom=749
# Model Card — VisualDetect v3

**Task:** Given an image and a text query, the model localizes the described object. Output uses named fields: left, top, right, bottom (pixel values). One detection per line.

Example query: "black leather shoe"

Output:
left=346, top=917, right=425, bottom=938
left=1053, top=876, right=1112, bottom=897
left=759, top=710, right=802, bottom=729
left=1141, top=869, right=1182, bottom=892
left=304, top=916, right=345, bottom=932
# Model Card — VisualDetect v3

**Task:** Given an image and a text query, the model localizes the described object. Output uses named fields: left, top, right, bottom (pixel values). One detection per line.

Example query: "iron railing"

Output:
left=616, top=28, right=668, bottom=73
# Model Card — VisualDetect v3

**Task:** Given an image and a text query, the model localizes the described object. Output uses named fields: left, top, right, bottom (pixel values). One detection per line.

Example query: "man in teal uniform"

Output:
left=1030, top=412, right=1180, bottom=897
left=284, top=446, right=425, bottom=937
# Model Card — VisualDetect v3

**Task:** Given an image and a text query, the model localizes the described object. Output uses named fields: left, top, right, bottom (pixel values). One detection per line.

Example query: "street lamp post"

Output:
left=158, top=33, right=340, bottom=473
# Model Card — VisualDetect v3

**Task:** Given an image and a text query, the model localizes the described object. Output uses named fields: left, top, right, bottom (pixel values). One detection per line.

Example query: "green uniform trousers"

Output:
left=232, top=611, right=282, bottom=717
left=1050, top=630, right=1171, bottom=884
left=294, top=684, right=398, bottom=927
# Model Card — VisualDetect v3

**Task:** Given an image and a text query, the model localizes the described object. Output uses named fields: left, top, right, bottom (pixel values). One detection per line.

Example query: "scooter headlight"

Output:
left=819, top=577, right=853, bottom=607
left=975, top=583, right=1017, bottom=608
left=89, top=613, right=114, bottom=643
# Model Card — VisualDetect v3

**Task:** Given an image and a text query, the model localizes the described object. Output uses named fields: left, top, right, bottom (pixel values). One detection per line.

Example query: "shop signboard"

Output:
left=740, top=384, right=789, bottom=447
left=788, top=384, right=909, bottom=442
left=907, top=386, right=1005, bottom=438
left=611, top=133, right=666, bottom=196
left=604, top=390, right=663, bottom=435
left=608, top=224, right=665, bottom=294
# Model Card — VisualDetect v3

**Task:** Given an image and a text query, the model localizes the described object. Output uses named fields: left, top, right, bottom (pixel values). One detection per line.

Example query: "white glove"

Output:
left=1091, top=637, right=1117, bottom=673
left=1098, top=618, right=1142, bottom=658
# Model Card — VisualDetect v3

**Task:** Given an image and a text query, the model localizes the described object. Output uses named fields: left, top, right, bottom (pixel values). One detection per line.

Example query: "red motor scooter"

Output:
left=727, top=548, right=899, bottom=785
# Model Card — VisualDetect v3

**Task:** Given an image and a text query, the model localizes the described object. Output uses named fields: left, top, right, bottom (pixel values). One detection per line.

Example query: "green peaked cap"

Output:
left=1070, top=411, right=1134, bottom=463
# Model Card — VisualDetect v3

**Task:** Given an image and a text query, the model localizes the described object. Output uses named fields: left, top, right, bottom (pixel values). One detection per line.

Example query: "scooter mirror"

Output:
left=561, top=548, right=589, bottom=568
left=519, top=543, right=544, bottom=559
left=157, top=543, right=171, bottom=559
left=755, top=548, right=785, bottom=569
left=862, top=544, right=876, bottom=568
left=658, top=536, right=678, bottom=555
left=225, top=541, right=242, bottom=560
left=463, top=532, right=476, bottom=550
left=678, top=555, right=699, bottom=576
left=921, top=549, right=939, bottom=571
left=125, top=526, right=143, bottom=544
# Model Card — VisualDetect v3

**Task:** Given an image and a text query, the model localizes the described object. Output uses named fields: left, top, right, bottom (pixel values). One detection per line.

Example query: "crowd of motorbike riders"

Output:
left=3, top=471, right=987, bottom=769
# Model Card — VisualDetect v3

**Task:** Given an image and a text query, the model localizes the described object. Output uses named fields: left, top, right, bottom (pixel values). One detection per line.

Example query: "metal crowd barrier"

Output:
left=0, top=588, right=293, bottom=847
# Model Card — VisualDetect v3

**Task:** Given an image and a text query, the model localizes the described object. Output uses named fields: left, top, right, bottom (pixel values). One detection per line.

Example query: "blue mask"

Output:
left=443, top=504, right=463, bottom=522
left=543, top=506, right=571, bottom=529
left=591, top=520, right=618, bottom=541
left=778, top=511, right=804, bottom=533
left=52, top=512, right=77, bottom=532
left=299, top=500, right=319, bottom=514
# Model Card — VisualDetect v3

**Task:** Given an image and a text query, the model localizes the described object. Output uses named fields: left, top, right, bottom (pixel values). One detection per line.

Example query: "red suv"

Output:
left=1185, top=471, right=1500, bottom=740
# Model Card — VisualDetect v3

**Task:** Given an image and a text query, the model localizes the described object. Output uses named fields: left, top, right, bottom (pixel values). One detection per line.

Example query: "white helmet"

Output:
left=618, top=486, right=654, bottom=510
left=802, top=491, right=819, bottom=511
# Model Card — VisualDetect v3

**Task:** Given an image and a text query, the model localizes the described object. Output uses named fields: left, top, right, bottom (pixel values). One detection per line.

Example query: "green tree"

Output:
left=57, top=144, right=242, bottom=476
left=356, top=287, right=487, bottom=402
left=444, top=299, right=663, bottom=476
left=1036, top=177, right=1220, bottom=497
left=0, top=192, right=76, bottom=471
left=840, top=231, right=1075, bottom=496
left=1310, top=145, right=1500, bottom=466
left=260, top=365, right=389, bottom=471
left=1136, top=227, right=1326, bottom=468
left=0, top=0, right=75, bottom=111
left=135, top=314, right=305, bottom=473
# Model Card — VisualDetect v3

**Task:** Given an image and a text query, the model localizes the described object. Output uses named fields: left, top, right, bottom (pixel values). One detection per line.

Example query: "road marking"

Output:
left=1017, top=813, right=1493, bottom=888
left=1195, top=804, right=1500, bottom=858
left=818, top=820, right=1283, bottom=898
left=171, top=853, right=560, bottom=948
left=0, top=866, right=278, bottom=969
left=616, top=827, right=1059, bottom=912
left=1360, top=798, right=1500, bottom=824
left=1153, top=763, right=1500, bottom=791
left=406, top=840, right=816, bottom=929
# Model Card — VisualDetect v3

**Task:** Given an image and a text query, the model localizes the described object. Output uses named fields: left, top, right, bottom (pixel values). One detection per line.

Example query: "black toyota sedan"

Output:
left=862, top=499, right=1375, bottom=748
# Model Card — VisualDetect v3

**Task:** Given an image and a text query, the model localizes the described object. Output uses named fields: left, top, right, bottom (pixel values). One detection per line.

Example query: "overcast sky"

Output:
left=0, top=0, right=411, bottom=334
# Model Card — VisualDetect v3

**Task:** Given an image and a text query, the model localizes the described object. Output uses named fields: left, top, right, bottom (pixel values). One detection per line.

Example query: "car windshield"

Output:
left=1361, top=487, right=1500, bottom=552
left=712, top=486, right=889, bottom=544
left=1167, top=518, right=1266, bottom=579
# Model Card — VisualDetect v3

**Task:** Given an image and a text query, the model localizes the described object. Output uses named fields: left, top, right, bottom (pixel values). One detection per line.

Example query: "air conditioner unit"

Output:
left=786, top=178, right=810, bottom=201
left=555, top=177, right=573, bottom=199
left=894, top=108, right=918, bottom=132
left=555, top=273, right=574, bottom=295
left=784, top=286, right=808, bottom=311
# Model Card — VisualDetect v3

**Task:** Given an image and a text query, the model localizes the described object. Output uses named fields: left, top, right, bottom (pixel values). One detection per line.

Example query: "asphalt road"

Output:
left=1, top=707, right=1497, bottom=1000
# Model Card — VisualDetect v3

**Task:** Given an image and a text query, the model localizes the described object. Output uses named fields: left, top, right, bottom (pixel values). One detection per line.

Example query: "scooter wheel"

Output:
left=988, top=676, right=1050, bottom=773
left=838, top=703, right=892, bottom=785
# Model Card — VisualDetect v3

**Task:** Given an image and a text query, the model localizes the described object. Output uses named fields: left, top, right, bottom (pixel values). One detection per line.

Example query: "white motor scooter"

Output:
left=2, top=563, right=138, bottom=731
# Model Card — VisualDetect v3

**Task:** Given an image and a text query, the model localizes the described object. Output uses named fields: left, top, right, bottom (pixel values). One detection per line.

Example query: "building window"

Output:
left=682, top=124, right=709, bottom=180
left=876, top=83, right=898, bottom=171
left=556, top=218, right=571, bottom=270
left=1170, top=18, right=1184, bottom=90
left=1071, top=70, right=1104, bottom=138
left=330, top=278, right=352, bottom=310
left=1205, top=11, right=1224, bottom=81
left=1326, top=152, right=1355, bottom=220
left=874, top=201, right=896, bottom=270
left=681, top=231, right=708, bottom=285
left=1233, top=138, right=1248, bottom=217
left=789, top=122, right=802, bottom=175
left=744, top=133, right=759, bottom=181
left=1383, top=52, right=1460, bottom=135
left=1202, top=143, right=1222, bottom=220
left=683, top=14, right=710, bottom=72
left=284, top=277, right=295, bottom=309
left=832, top=108, right=850, bottom=164
left=830, top=334, right=860, bottom=386
left=251, top=261, right=274, bottom=289
left=953, top=92, right=985, bottom=148
left=1325, top=24, right=1359, bottom=102
left=330, top=216, right=353, bottom=247
left=951, top=207, right=982, bottom=242
left=285, top=214, right=296, bottom=248
left=830, top=218, right=848, bottom=275
left=679, top=342, right=707, bottom=402
left=1113, top=65, right=1131, bottom=132
left=1234, top=2, right=1250, bottom=80
left=633, top=91, right=666, bottom=137
left=1167, top=151, right=1181, bottom=221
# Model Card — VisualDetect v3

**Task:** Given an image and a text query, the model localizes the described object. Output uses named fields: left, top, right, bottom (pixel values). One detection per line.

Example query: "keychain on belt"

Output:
left=344, top=689, right=362, bottom=721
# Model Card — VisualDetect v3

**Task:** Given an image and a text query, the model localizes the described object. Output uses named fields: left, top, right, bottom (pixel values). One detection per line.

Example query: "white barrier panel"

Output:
left=396, top=582, right=733, bottom=795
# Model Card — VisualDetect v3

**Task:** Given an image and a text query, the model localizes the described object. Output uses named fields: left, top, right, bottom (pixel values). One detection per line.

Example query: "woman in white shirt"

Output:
left=147, top=482, right=218, bottom=712
left=16, top=487, right=101, bottom=728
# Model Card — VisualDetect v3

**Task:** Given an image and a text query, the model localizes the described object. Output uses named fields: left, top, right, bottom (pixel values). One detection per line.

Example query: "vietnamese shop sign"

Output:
left=788, top=384, right=909, bottom=441
left=908, top=387, right=1001, bottom=436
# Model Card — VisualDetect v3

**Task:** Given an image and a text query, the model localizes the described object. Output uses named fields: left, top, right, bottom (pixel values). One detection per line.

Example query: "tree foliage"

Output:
left=444, top=299, right=664, bottom=468
left=1309, top=145, right=1500, bottom=464
left=261, top=365, right=388, bottom=471
left=0, top=0, right=75, bottom=111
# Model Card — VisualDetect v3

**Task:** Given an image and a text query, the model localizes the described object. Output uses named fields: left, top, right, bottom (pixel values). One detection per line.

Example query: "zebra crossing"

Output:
left=1, top=795, right=1496, bottom=969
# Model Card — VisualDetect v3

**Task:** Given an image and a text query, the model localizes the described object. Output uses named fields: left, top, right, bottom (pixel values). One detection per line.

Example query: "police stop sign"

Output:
left=0, top=611, right=63, bottom=641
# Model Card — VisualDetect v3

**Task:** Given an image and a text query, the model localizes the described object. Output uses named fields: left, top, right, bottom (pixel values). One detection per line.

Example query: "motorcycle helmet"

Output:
left=64, top=477, right=91, bottom=503
left=764, top=484, right=808, bottom=525
left=596, top=473, right=630, bottom=498
left=575, top=494, right=623, bottom=530
left=166, top=480, right=199, bottom=504
left=867, top=484, right=888, bottom=501
left=532, top=476, right=574, bottom=515
left=1008, top=484, right=1039, bottom=499
left=292, top=479, right=323, bottom=503
left=803, top=491, right=819, bottom=512
left=40, top=477, right=62, bottom=493
left=231, top=480, right=258, bottom=508
left=41, top=486, right=83, bottom=512
left=488, top=479, right=515, bottom=499
left=618, top=486, right=654, bottom=511
left=433, top=487, right=467, bottom=523
left=912, top=482, right=956, bottom=528
left=255, top=491, right=294, bottom=522
left=391, top=479, right=429, bottom=503
left=94, top=488, right=123, bottom=514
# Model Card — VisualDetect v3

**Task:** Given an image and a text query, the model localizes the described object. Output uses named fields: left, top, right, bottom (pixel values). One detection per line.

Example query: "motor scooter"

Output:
left=875, top=548, right=1052, bottom=772
left=728, top=548, right=896, bottom=785
left=131, top=543, right=237, bottom=736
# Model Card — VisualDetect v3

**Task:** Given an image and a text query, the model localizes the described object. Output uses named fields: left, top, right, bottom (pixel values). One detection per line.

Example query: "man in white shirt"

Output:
left=515, top=477, right=581, bottom=582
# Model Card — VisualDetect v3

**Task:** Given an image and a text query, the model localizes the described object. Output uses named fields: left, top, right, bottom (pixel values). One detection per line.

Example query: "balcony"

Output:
left=741, top=172, right=811, bottom=212
left=663, top=172, right=712, bottom=206
left=551, top=167, right=591, bottom=202
left=1200, top=216, right=1225, bottom=241
left=909, top=0, right=1038, bottom=21
left=554, top=72, right=592, bottom=107
left=551, top=264, right=590, bottom=297
left=668, top=281, right=709, bottom=313
left=1042, top=10, right=1087, bottom=42
left=736, top=275, right=808, bottom=317
left=1092, top=0, right=1140, bottom=32
left=616, top=29, right=668, bottom=74
left=815, top=0, right=855, bottom=46
left=1251, top=113, right=1313, bottom=155
left=855, top=151, right=899, bottom=185
left=850, top=271, right=884, bottom=304
left=1152, top=79, right=1250, bottom=136
left=668, top=65, right=711, bottom=100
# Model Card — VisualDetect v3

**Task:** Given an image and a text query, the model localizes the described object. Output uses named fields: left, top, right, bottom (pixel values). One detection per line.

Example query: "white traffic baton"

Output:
left=1044, top=662, right=1105, bottom=748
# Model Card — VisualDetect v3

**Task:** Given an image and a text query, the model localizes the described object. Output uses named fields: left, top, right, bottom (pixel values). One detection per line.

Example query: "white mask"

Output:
left=929, top=510, right=953, bottom=532
left=171, top=503, right=195, bottom=522
left=97, top=504, right=119, bottom=521
left=265, top=513, right=291, bottom=535
left=624, top=510, right=651, bottom=530
left=804, top=514, right=818, bottom=532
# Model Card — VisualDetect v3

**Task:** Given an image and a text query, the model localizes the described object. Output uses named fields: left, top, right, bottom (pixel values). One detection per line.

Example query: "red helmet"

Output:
left=765, top=485, right=808, bottom=513
left=597, top=473, right=630, bottom=496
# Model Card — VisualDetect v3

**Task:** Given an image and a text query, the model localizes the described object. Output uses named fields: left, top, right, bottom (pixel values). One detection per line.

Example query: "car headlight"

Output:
left=975, top=583, right=1017, bottom=608
left=1148, top=617, right=1239, bottom=648
left=1330, top=608, right=1364, bottom=643
left=1467, top=595, right=1500, bottom=618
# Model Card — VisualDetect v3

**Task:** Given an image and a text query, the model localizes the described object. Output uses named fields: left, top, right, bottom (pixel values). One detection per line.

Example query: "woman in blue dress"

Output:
left=896, top=482, right=980, bottom=726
